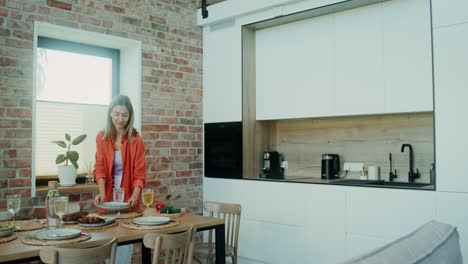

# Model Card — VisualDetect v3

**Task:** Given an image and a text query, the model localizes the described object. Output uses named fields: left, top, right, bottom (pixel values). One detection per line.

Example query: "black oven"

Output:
left=204, top=122, right=243, bottom=178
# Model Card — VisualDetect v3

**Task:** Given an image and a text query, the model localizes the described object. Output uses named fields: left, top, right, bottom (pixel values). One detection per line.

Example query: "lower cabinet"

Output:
left=203, top=178, right=466, bottom=264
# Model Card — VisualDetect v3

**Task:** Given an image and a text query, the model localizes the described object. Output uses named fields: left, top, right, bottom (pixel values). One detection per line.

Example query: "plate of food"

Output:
left=133, top=216, right=171, bottom=226
left=155, top=204, right=185, bottom=218
left=78, top=215, right=116, bottom=227
left=61, top=211, right=89, bottom=224
left=0, top=222, right=15, bottom=238
left=34, top=228, right=81, bottom=241
left=98, top=202, right=130, bottom=211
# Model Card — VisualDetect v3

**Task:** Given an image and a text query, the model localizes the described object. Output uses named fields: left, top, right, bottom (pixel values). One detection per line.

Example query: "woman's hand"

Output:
left=94, top=193, right=105, bottom=206
left=127, top=195, right=139, bottom=207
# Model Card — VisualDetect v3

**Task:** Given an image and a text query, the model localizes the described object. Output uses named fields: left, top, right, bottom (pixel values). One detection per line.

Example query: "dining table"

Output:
left=0, top=213, right=226, bottom=264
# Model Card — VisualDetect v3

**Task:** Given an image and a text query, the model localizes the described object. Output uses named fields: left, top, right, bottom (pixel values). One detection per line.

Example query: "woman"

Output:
left=94, top=95, right=146, bottom=208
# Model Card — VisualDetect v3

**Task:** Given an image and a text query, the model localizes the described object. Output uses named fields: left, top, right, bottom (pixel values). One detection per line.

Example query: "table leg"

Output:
left=142, top=241, right=151, bottom=263
left=215, top=223, right=226, bottom=264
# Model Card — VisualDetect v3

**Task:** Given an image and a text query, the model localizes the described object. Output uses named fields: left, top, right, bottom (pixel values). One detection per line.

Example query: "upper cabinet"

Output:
left=382, top=0, right=433, bottom=114
left=254, top=0, right=433, bottom=120
left=203, top=21, right=242, bottom=123
left=433, top=23, right=468, bottom=193
left=334, top=4, right=384, bottom=116
left=255, top=14, right=335, bottom=120
left=432, top=0, right=468, bottom=28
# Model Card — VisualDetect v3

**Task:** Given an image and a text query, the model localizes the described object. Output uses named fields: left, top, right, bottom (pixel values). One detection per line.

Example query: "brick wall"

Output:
left=0, top=0, right=203, bottom=212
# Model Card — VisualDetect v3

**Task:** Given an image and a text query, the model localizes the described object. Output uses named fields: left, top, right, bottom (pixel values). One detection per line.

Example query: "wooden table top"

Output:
left=0, top=214, right=224, bottom=263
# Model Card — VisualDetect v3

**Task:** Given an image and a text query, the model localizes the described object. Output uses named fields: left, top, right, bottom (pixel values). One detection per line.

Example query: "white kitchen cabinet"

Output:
left=382, top=0, right=433, bottom=113
left=334, top=4, right=385, bottom=116
left=347, top=187, right=436, bottom=240
left=433, top=24, right=468, bottom=193
left=435, top=192, right=468, bottom=259
left=432, top=0, right=468, bottom=28
left=255, top=14, right=334, bottom=120
left=203, top=21, right=242, bottom=123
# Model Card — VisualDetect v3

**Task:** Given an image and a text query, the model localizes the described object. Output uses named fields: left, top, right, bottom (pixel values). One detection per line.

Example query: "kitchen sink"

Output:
left=332, top=179, right=431, bottom=188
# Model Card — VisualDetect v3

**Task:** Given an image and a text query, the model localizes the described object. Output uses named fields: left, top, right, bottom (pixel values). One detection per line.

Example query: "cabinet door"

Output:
left=434, top=25, right=468, bottom=193
left=383, top=0, right=433, bottom=113
left=203, top=22, right=242, bottom=123
left=432, top=0, right=468, bottom=28
left=334, top=4, right=385, bottom=116
left=255, top=15, right=334, bottom=120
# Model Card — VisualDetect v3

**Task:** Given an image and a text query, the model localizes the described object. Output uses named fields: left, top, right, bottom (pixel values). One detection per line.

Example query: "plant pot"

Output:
left=57, top=165, right=77, bottom=187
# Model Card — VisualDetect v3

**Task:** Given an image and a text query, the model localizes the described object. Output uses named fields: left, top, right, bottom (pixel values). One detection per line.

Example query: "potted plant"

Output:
left=51, top=133, right=87, bottom=187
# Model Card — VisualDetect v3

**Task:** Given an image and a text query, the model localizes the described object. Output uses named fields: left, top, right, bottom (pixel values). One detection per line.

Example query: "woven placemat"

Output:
left=0, top=233, right=17, bottom=244
left=14, top=220, right=46, bottom=232
left=120, top=220, right=179, bottom=230
left=149, top=212, right=184, bottom=219
left=22, top=233, right=91, bottom=246
left=98, top=211, right=143, bottom=219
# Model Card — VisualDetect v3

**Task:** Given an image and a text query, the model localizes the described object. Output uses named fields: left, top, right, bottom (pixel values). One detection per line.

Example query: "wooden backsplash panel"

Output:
left=274, top=113, right=434, bottom=183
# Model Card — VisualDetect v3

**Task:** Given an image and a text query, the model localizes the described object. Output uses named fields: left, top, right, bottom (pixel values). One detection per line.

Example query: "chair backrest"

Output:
left=143, top=226, right=196, bottom=264
left=39, top=237, right=118, bottom=264
left=204, top=201, right=241, bottom=255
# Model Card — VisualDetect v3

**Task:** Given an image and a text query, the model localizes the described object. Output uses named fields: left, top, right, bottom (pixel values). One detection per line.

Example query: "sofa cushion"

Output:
left=342, top=220, right=463, bottom=264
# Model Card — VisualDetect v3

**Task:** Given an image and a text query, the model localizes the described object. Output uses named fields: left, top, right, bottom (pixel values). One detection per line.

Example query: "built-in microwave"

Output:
left=204, top=122, right=243, bottom=179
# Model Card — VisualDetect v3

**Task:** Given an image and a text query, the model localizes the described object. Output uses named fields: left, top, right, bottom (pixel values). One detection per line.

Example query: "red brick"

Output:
left=23, top=3, right=36, bottom=12
left=46, top=0, right=72, bottom=10
left=104, top=4, right=124, bottom=13
left=176, top=156, right=192, bottom=163
left=0, top=57, right=17, bottom=66
left=68, top=194, right=81, bottom=202
left=176, top=170, right=192, bottom=177
left=13, top=29, right=33, bottom=40
left=6, top=108, right=31, bottom=117
left=189, top=162, right=203, bottom=169
left=154, top=141, right=171, bottom=148
left=0, top=169, right=15, bottom=178
left=151, top=164, right=169, bottom=171
left=4, top=149, right=16, bottom=158
left=9, top=178, right=30, bottom=187
left=39, top=6, right=50, bottom=15
left=146, top=180, right=161, bottom=187
left=172, top=178, right=187, bottom=185
left=0, top=27, right=9, bottom=36
left=174, top=141, right=189, bottom=147
left=7, top=19, right=30, bottom=30
left=18, top=169, right=31, bottom=177
left=0, top=119, right=17, bottom=127
left=0, top=8, right=6, bottom=16
left=189, top=177, right=203, bottom=184
left=174, top=72, right=183, bottom=79
left=179, top=66, right=193, bottom=73
left=0, top=0, right=4, bottom=7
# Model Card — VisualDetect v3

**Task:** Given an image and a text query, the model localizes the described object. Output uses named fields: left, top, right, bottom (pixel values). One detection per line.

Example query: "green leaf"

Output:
left=51, top=140, right=67, bottom=148
left=70, top=159, right=79, bottom=169
left=72, top=134, right=87, bottom=145
left=65, top=133, right=71, bottom=142
left=67, top=151, right=79, bottom=163
left=55, top=154, right=67, bottom=164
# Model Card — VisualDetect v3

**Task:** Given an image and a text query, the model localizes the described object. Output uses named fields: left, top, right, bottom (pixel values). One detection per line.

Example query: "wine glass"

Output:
left=142, top=188, right=154, bottom=215
left=53, top=196, right=69, bottom=228
left=7, top=194, right=21, bottom=224
left=113, top=188, right=124, bottom=217
left=85, top=161, right=94, bottom=184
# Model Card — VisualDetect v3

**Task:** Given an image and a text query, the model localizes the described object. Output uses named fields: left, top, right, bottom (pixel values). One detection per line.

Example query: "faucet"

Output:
left=401, top=144, right=420, bottom=183
left=389, top=153, right=397, bottom=182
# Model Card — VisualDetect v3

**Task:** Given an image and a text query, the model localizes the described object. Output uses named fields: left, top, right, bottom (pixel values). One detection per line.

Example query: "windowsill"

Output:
left=36, top=183, right=98, bottom=196
left=36, top=175, right=88, bottom=187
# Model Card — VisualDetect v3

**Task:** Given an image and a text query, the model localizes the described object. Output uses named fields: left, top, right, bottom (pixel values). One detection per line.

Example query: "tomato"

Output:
left=155, top=203, right=166, bottom=212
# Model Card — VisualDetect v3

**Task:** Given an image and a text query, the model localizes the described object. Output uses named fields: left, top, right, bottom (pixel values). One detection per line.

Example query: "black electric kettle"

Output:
left=321, top=154, right=340, bottom=179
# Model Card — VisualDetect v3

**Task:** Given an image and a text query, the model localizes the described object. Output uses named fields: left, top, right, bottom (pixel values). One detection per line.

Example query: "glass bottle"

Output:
left=46, top=181, right=60, bottom=229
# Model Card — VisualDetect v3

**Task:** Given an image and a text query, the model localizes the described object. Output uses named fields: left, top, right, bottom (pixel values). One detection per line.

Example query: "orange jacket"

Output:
left=94, top=131, right=147, bottom=208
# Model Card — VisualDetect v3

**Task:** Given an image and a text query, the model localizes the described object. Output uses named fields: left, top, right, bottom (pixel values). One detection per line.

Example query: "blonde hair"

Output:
left=103, top=95, right=137, bottom=142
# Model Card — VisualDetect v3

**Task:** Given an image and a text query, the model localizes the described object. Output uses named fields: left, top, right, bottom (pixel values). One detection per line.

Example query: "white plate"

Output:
left=35, top=228, right=81, bottom=241
left=79, top=216, right=116, bottom=227
left=59, top=183, right=76, bottom=187
left=99, top=202, right=130, bottom=211
left=133, top=216, right=171, bottom=226
left=62, top=220, right=78, bottom=225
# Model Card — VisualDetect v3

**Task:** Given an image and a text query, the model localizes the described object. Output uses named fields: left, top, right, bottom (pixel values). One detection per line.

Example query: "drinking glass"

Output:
left=142, top=188, right=154, bottom=215
left=6, top=194, right=21, bottom=224
left=53, top=196, right=69, bottom=227
left=113, top=188, right=124, bottom=217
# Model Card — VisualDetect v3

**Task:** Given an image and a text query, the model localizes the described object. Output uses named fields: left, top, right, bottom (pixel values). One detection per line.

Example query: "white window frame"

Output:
left=32, top=22, right=142, bottom=196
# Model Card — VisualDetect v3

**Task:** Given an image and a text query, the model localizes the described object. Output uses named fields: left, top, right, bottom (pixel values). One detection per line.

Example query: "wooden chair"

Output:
left=39, top=237, right=117, bottom=264
left=193, top=201, right=241, bottom=264
left=143, top=226, right=196, bottom=264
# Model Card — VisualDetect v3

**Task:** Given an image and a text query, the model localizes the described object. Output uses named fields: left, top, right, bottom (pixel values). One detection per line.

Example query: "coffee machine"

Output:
left=321, top=154, right=340, bottom=179
left=260, top=151, right=284, bottom=179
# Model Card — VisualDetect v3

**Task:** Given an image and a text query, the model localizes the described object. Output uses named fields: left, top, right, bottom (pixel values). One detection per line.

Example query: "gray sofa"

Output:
left=342, top=220, right=463, bottom=264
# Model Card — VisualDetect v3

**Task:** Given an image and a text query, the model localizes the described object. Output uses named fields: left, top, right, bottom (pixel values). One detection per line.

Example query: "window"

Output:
left=35, top=37, right=120, bottom=177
